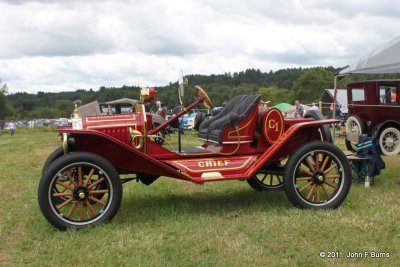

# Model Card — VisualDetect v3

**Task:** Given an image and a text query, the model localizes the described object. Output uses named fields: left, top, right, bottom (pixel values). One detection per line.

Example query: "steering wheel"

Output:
left=195, top=85, right=213, bottom=109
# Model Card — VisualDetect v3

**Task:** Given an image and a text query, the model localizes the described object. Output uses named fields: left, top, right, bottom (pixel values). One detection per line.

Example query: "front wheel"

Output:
left=38, top=152, right=122, bottom=230
left=283, top=141, right=351, bottom=209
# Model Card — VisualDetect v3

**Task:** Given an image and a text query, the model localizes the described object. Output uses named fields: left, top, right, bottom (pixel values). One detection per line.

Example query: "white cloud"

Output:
left=0, top=0, right=399, bottom=93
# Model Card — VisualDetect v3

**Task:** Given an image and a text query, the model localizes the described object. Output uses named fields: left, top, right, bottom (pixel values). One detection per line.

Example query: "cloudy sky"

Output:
left=0, top=0, right=399, bottom=94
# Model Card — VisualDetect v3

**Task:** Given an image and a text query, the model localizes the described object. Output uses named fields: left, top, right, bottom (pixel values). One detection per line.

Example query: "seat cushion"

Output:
left=199, top=94, right=260, bottom=143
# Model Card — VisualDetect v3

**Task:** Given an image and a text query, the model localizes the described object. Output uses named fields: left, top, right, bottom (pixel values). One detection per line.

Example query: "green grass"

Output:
left=1, top=130, right=400, bottom=266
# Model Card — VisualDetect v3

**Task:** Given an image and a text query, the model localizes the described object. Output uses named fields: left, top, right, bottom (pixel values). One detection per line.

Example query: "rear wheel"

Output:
left=304, top=110, right=332, bottom=143
left=38, top=152, right=122, bottom=230
left=345, top=115, right=365, bottom=151
left=247, top=168, right=284, bottom=191
left=283, top=141, right=351, bottom=209
left=379, top=127, right=400, bottom=156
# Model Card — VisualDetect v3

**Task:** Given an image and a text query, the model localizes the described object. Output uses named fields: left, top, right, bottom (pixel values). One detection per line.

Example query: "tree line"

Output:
left=2, top=66, right=399, bottom=120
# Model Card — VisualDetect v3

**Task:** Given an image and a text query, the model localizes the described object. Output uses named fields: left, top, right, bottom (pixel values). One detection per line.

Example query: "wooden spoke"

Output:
left=88, top=178, right=105, bottom=189
left=320, top=155, right=331, bottom=172
left=52, top=192, right=72, bottom=197
left=299, top=166, right=314, bottom=177
left=65, top=171, right=77, bottom=187
left=277, top=175, right=282, bottom=183
left=88, top=196, right=106, bottom=206
left=56, top=181, right=74, bottom=191
left=296, top=176, right=312, bottom=181
left=323, top=164, right=338, bottom=174
left=79, top=202, right=84, bottom=220
left=299, top=181, right=313, bottom=192
left=325, top=174, right=341, bottom=179
left=66, top=203, right=77, bottom=219
left=306, top=184, right=316, bottom=200
left=316, top=186, right=321, bottom=202
left=89, top=189, right=109, bottom=195
left=321, top=184, right=331, bottom=198
left=306, top=157, right=316, bottom=172
left=85, top=200, right=97, bottom=217
left=78, top=166, right=83, bottom=186
left=324, top=181, right=338, bottom=189
left=56, top=198, right=73, bottom=210
left=83, top=168, right=95, bottom=187
left=315, top=153, right=320, bottom=171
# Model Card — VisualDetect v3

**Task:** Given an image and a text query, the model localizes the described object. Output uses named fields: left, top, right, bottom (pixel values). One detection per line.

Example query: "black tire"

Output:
left=345, top=138, right=357, bottom=152
left=193, top=112, right=205, bottom=131
left=42, top=147, right=65, bottom=177
left=38, top=152, right=122, bottom=230
left=304, top=110, right=332, bottom=143
left=283, top=141, right=351, bottom=209
left=153, top=123, right=165, bottom=145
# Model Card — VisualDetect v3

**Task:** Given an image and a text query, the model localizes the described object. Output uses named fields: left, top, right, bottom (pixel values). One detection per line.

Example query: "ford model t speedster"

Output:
left=38, top=78, right=352, bottom=229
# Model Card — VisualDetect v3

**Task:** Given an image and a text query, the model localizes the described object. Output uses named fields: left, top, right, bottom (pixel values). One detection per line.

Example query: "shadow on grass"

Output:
left=117, top=188, right=292, bottom=224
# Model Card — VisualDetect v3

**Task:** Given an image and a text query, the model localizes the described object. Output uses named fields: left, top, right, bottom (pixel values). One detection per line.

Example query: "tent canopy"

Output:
left=339, top=35, right=400, bottom=75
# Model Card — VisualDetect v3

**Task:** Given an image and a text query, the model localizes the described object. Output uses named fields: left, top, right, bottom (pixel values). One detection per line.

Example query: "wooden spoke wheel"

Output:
left=38, top=152, right=122, bottom=230
left=283, top=141, right=351, bottom=209
left=247, top=164, right=284, bottom=191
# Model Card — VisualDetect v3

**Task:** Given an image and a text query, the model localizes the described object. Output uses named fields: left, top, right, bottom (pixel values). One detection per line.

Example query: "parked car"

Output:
left=38, top=78, right=351, bottom=230
left=345, top=80, right=400, bottom=155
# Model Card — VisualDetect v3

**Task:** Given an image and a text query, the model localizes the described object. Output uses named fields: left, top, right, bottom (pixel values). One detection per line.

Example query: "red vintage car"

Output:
left=38, top=80, right=352, bottom=230
left=345, top=80, right=400, bottom=155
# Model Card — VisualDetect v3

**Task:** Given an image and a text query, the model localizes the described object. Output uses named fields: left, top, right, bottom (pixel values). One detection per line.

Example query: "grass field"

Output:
left=1, top=128, right=400, bottom=266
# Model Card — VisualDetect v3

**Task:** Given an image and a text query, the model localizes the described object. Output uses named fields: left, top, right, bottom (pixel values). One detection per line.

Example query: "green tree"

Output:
left=258, top=86, right=294, bottom=106
left=292, top=67, right=334, bottom=103
left=0, top=80, right=9, bottom=119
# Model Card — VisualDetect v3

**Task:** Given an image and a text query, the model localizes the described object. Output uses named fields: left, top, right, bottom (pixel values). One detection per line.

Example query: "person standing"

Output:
left=311, top=103, right=319, bottom=111
left=9, top=121, right=16, bottom=136
left=294, top=100, right=304, bottom=118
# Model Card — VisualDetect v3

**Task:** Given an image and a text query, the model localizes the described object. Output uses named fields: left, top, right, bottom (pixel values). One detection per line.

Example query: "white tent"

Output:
left=339, top=35, right=400, bottom=75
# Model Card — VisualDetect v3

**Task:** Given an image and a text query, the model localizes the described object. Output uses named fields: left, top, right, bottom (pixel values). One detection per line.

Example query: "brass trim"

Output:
left=173, top=156, right=254, bottom=173
left=227, top=114, right=256, bottom=139
left=85, top=115, right=136, bottom=123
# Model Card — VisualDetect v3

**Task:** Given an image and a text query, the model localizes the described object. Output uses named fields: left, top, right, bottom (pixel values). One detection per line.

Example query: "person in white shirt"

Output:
left=311, top=103, right=319, bottom=111
left=9, top=121, right=16, bottom=136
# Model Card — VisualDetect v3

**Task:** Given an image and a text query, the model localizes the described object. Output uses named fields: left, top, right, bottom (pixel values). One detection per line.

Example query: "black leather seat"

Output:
left=199, top=94, right=261, bottom=143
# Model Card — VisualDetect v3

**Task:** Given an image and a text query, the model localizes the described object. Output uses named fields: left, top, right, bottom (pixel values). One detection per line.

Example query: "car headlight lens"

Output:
left=72, top=118, right=83, bottom=130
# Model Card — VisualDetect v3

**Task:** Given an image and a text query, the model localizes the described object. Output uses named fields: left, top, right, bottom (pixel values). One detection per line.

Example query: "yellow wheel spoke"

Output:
left=306, top=157, right=316, bottom=172
left=296, top=176, right=312, bottom=181
left=56, top=198, right=73, bottom=210
left=316, top=186, right=320, bottom=202
left=88, top=178, right=105, bottom=189
left=88, top=196, right=107, bottom=206
left=89, top=189, right=109, bottom=195
left=325, top=175, right=341, bottom=179
left=299, top=181, right=313, bottom=192
left=66, top=203, right=77, bottom=219
left=321, top=184, right=331, bottom=198
left=55, top=181, right=74, bottom=191
left=85, top=200, right=97, bottom=217
left=79, top=202, right=84, bottom=220
left=325, top=181, right=338, bottom=189
left=321, top=155, right=330, bottom=171
left=65, top=171, right=77, bottom=187
left=323, top=164, right=338, bottom=174
left=78, top=166, right=83, bottom=186
left=315, top=153, right=320, bottom=171
left=83, top=168, right=95, bottom=187
left=299, top=166, right=314, bottom=177
left=306, top=184, right=316, bottom=200
left=52, top=192, right=72, bottom=197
